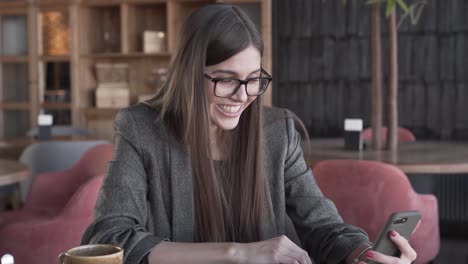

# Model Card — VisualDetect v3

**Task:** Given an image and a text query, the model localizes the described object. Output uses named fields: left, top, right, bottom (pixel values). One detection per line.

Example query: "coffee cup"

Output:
left=58, top=244, right=123, bottom=264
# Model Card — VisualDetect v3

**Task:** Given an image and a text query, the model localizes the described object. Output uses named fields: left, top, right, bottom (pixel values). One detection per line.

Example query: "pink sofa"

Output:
left=362, top=127, right=416, bottom=142
left=313, top=159, right=440, bottom=264
left=0, top=144, right=114, bottom=264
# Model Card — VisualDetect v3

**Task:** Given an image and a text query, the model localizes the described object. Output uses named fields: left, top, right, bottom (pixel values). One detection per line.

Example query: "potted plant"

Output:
left=344, top=0, right=426, bottom=150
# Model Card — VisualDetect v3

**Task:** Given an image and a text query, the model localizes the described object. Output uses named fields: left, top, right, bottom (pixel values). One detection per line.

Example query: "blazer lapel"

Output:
left=170, top=141, right=195, bottom=242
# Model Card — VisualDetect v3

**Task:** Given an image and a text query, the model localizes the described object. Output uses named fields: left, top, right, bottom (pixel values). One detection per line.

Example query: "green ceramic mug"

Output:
left=58, top=244, right=123, bottom=264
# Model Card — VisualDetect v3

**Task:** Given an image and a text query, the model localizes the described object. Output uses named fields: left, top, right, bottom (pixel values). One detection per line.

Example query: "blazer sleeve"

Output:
left=283, top=117, right=371, bottom=264
left=81, top=108, right=168, bottom=264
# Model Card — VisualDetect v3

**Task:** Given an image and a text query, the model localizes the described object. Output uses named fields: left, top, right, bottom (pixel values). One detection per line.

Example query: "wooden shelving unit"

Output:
left=39, top=55, right=70, bottom=62
left=83, top=52, right=172, bottom=59
left=0, top=56, right=29, bottom=63
left=0, top=0, right=271, bottom=140
left=41, top=102, right=71, bottom=110
left=0, top=7, right=30, bottom=139
left=0, top=102, right=30, bottom=110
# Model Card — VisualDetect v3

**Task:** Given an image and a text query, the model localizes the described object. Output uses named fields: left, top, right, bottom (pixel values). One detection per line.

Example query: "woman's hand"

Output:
left=237, top=235, right=312, bottom=264
left=359, top=231, right=417, bottom=264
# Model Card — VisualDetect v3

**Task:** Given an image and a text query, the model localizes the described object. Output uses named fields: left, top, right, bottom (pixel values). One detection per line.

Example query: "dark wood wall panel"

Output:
left=273, top=0, right=468, bottom=140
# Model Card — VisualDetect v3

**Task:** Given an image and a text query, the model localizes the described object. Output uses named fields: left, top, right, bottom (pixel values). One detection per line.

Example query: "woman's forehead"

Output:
left=206, top=46, right=261, bottom=75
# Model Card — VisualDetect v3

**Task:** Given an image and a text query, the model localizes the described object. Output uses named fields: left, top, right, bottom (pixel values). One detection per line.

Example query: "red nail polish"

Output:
left=366, top=251, right=374, bottom=258
left=390, top=230, right=397, bottom=237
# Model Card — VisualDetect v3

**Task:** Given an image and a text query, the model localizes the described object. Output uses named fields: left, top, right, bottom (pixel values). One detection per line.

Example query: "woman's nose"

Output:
left=231, top=84, right=248, bottom=102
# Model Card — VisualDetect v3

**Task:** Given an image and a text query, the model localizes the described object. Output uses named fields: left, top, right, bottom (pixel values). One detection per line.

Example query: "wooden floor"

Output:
left=434, top=239, right=468, bottom=264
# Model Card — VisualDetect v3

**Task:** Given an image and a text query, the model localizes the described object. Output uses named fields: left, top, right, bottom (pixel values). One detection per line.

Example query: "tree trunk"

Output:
left=371, top=3, right=383, bottom=150
left=387, top=10, right=398, bottom=150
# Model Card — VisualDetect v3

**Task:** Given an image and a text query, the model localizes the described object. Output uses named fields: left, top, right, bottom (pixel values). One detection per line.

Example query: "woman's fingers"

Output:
left=271, top=244, right=304, bottom=264
left=365, top=250, right=401, bottom=264
left=281, top=236, right=312, bottom=264
left=272, top=251, right=300, bottom=264
left=280, top=251, right=308, bottom=264
left=364, top=231, right=417, bottom=264
left=276, top=236, right=312, bottom=264
left=389, top=231, right=418, bottom=261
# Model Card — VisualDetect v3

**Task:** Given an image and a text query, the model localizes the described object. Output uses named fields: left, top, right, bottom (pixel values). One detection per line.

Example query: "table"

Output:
left=0, top=159, right=30, bottom=186
left=0, top=159, right=30, bottom=209
left=303, top=138, right=468, bottom=174
left=0, top=139, right=31, bottom=160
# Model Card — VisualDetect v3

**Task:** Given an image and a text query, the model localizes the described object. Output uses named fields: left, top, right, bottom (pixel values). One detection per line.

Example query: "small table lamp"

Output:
left=1, top=254, right=14, bottom=264
left=344, top=119, right=363, bottom=151
left=37, top=114, right=53, bottom=141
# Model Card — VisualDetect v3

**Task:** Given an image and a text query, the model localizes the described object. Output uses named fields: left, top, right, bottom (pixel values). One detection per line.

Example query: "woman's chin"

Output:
left=213, top=118, right=240, bottom=131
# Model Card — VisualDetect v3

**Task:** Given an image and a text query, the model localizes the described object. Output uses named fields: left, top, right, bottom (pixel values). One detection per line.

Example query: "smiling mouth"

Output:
left=216, top=104, right=242, bottom=116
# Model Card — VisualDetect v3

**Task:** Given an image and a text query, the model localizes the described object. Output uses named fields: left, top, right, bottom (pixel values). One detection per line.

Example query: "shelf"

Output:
left=125, top=0, right=167, bottom=3
left=0, top=0, right=271, bottom=140
left=39, top=55, right=70, bottom=62
left=0, top=108, right=30, bottom=139
left=171, top=0, right=216, bottom=2
left=84, top=107, right=121, bottom=120
left=82, top=5, right=121, bottom=54
left=217, top=0, right=262, bottom=3
left=80, top=1, right=122, bottom=7
left=38, top=0, right=76, bottom=7
left=1, top=14, right=28, bottom=56
left=0, top=1, right=28, bottom=12
left=39, top=10, right=71, bottom=56
left=0, top=102, right=29, bottom=110
left=41, top=102, right=71, bottom=110
left=1, top=63, right=29, bottom=102
left=0, top=56, right=28, bottom=63
left=83, top=52, right=172, bottom=59
left=167, top=0, right=213, bottom=52
left=127, top=2, right=167, bottom=53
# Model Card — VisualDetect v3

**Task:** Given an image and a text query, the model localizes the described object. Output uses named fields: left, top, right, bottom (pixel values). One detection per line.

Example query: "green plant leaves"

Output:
left=395, top=0, right=410, bottom=14
left=365, top=0, right=383, bottom=4
left=386, top=0, right=396, bottom=16
left=341, top=0, right=427, bottom=25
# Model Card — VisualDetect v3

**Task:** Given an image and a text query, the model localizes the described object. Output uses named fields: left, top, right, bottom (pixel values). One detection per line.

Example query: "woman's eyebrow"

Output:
left=210, top=69, right=237, bottom=75
left=248, top=68, right=262, bottom=75
left=210, top=68, right=261, bottom=76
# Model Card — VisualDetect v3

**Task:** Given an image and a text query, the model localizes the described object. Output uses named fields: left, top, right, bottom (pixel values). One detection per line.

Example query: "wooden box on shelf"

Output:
left=143, top=31, right=166, bottom=53
left=96, top=63, right=128, bottom=83
left=95, top=82, right=130, bottom=108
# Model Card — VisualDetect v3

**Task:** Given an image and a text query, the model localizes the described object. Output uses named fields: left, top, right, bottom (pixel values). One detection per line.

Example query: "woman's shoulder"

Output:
left=114, top=102, right=167, bottom=138
left=263, top=106, right=297, bottom=128
left=116, top=102, right=161, bottom=122
left=263, top=106, right=306, bottom=146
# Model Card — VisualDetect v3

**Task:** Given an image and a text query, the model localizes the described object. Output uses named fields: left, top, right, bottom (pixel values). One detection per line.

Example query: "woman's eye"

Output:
left=219, top=79, right=234, bottom=83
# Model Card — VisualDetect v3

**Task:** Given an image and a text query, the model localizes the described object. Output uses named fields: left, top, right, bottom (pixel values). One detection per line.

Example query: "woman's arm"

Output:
left=282, top=114, right=371, bottom=264
left=148, top=241, right=238, bottom=264
left=81, top=109, right=167, bottom=264
left=282, top=112, right=418, bottom=264
left=346, top=243, right=373, bottom=263
left=148, top=236, right=313, bottom=264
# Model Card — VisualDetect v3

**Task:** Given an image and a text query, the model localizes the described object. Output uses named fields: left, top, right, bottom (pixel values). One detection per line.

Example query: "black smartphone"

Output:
left=367, top=211, right=421, bottom=264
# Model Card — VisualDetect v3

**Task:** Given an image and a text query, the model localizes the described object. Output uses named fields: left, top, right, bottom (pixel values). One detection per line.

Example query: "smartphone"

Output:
left=367, top=211, right=421, bottom=264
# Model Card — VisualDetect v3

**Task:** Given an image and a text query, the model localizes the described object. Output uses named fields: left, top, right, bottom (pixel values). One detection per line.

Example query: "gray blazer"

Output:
left=82, top=103, right=369, bottom=264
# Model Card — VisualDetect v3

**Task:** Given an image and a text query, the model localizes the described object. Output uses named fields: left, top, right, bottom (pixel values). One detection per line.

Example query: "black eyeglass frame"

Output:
left=204, top=68, right=272, bottom=98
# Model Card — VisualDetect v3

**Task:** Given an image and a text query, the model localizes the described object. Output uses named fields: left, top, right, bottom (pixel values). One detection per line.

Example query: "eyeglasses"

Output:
left=204, top=68, right=272, bottom=98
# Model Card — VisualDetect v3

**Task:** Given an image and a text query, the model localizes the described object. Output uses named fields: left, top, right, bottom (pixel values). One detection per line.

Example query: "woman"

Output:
left=82, top=4, right=417, bottom=264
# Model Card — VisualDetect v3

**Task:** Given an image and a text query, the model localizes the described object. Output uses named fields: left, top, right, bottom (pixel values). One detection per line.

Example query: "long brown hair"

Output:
left=148, top=4, right=265, bottom=242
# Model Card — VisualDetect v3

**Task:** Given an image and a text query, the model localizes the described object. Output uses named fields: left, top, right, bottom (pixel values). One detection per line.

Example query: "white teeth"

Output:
left=218, top=105, right=241, bottom=113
